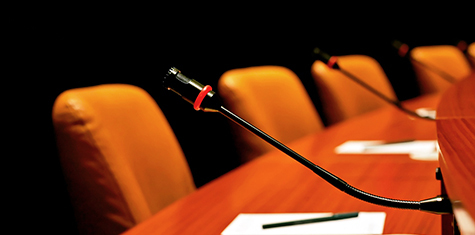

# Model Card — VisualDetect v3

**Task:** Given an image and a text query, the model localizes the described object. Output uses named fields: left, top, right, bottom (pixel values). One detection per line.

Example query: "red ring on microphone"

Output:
left=398, top=43, right=409, bottom=57
left=456, top=40, right=468, bottom=52
left=194, top=85, right=212, bottom=111
left=327, top=56, right=338, bottom=69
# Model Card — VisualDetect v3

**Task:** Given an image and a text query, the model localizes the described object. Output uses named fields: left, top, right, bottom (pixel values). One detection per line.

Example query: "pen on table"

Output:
left=262, top=212, right=359, bottom=229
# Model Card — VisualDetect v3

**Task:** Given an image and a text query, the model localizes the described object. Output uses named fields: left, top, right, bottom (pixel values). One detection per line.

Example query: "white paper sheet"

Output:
left=415, top=108, right=436, bottom=119
left=334, top=140, right=438, bottom=161
left=221, top=212, right=386, bottom=235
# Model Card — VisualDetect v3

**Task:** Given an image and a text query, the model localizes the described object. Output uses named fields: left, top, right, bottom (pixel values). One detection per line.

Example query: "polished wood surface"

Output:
left=437, top=72, right=475, bottom=234
left=123, top=94, right=443, bottom=235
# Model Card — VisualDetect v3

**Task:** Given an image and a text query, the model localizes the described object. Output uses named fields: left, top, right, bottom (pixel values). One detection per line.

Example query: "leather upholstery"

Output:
left=468, top=42, right=475, bottom=68
left=52, top=84, right=195, bottom=235
left=410, top=45, right=472, bottom=94
left=311, top=55, right=397, bottom=125
left=218, top=66, right=324, bottom=163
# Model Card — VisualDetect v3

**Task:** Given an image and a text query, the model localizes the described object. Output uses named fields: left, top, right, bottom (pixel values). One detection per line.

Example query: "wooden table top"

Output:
left=437, top=72, right=475, bottom=234
left=123, top=93, right=444, bottom=235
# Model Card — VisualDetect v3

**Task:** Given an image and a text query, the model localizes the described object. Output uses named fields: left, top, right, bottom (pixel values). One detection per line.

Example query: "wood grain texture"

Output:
left=437, top=72, right=475, bottom=234
left=123, top=94, right=443, bottom=235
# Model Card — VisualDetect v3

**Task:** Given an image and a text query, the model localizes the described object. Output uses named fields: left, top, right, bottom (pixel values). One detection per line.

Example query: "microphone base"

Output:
left=419, top=196, right=453, bottom=214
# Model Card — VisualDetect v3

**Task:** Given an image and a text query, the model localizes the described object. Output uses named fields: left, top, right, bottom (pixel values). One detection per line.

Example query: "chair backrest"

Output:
left=52, top=84, right=195, bottom=235
left=410, top=45, right=472, bottom=94
left=218, top=66, right=324, bottom=163
left=311, top=55, right=397, bottom=125
left=468, top=42, right=475, bottom=68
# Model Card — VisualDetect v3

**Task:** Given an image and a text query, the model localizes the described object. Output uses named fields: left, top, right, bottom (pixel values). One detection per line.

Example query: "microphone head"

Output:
left=163, top=67, right=220, bottom=111
left=391, top=40, right=409, bottom=57
left=313, top=47, right=331, bottom=63
left=313, top=47, right=339, bottom=69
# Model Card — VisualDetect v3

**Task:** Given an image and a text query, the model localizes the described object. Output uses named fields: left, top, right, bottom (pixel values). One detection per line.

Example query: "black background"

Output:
left=6, top=5, right=474, bottom=234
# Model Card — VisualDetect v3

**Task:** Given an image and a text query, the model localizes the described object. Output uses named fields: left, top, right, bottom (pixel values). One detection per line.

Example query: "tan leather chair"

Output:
left=311, top=55, right=397, bottom=125
left=468, top=42, right=475, bottom=68
left=218, top=66, right=324, bottom=163
left=410, top=45, right=472, bottom=94
left=52, top=84, right=195, bottom=235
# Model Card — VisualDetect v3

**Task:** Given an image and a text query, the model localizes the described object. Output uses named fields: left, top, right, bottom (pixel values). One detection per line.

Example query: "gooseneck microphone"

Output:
left=313, top=48, right=435, bottom=121
left=391, top=40, right=457, bottom=84
left=163, top=67, right=451, bottom=214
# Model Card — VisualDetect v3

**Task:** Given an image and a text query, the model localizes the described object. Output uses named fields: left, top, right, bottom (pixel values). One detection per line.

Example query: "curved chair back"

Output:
left=410, top=45, right=472, bottom=94
left=218, top=66, right=324, bottom=163
left=468, top=42, right=475, bottom=68
left=52, top=84, right=195, bottom=235
left=311, top=55, right=397, bottom=125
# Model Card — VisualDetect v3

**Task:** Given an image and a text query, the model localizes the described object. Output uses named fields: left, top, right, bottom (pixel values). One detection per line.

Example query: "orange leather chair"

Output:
left=218, top=66, right=325, bottom=163
left=311, top=55, right=397, bottom=125
left=52, top=84, right=195, bottom=235
left=468, top=42, right=475, bottom=68
left=410, top=45, right=472, bottom=94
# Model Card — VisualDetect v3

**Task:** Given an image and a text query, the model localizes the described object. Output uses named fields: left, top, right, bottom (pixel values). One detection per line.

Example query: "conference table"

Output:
left=123, top=74, right=473, bottom=234
left=436, top=73, right=475, bottom=234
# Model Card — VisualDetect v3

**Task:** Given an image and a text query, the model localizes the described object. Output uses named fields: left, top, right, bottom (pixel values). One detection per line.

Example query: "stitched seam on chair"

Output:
left=64, top=99, right=137, bottom=226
